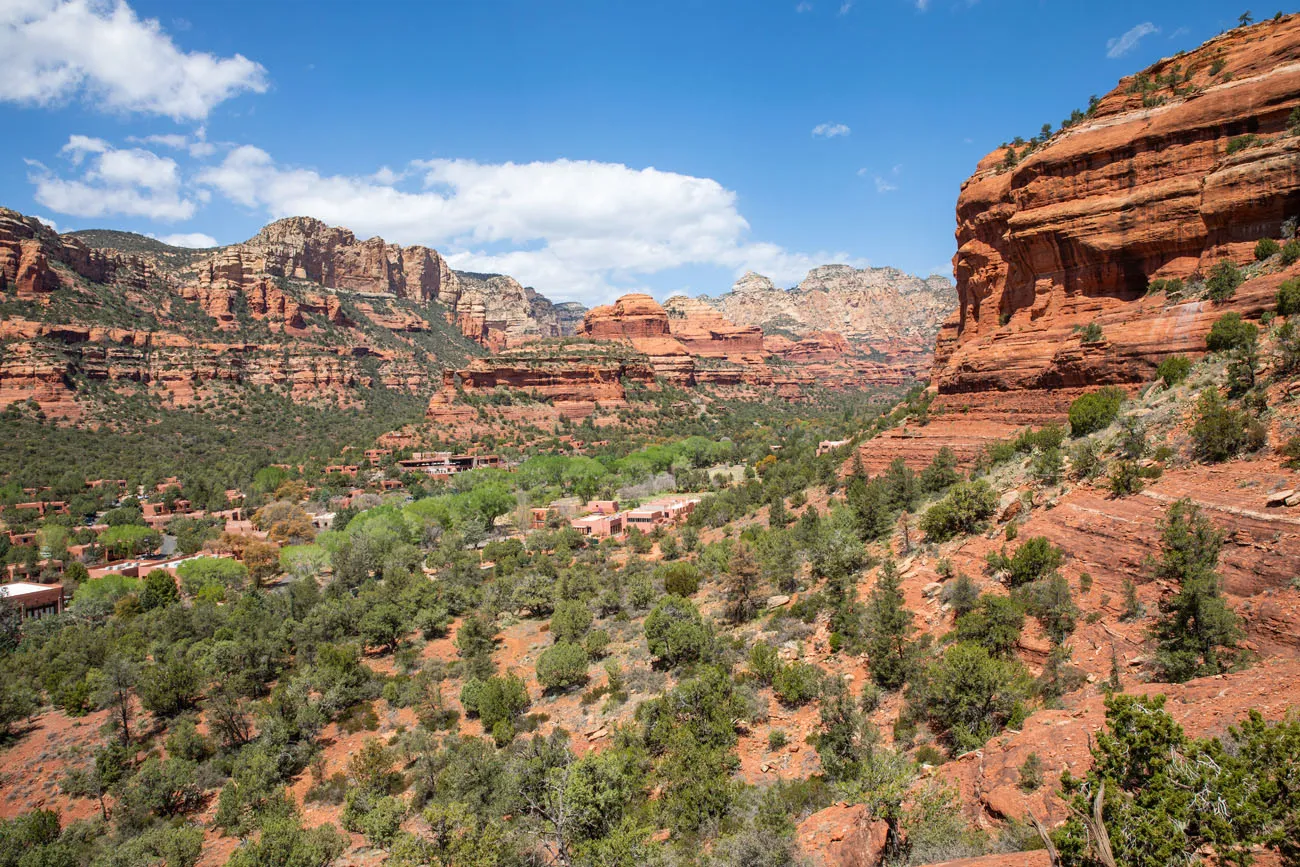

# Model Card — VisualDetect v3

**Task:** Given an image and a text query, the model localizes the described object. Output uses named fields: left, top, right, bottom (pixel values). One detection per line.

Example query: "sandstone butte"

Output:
left=423, top=288, right=940, bottom=427
left=584, top=291, right=928, bottom=388
left=854, top=14, right=1300, bottom=476
left=0, top=209, right=587, bottom=420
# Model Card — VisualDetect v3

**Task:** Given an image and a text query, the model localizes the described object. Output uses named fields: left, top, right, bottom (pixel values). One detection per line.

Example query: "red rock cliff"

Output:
left=937, top=15, right=1300, bottom=394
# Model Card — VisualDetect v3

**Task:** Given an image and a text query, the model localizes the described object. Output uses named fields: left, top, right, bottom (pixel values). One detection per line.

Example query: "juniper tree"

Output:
left=1150, top=499, right=1242, bottom=682
left=864, top=561, right=921, bottom=690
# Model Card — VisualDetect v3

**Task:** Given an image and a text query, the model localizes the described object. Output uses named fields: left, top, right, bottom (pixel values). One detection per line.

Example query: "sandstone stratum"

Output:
left=0, top=208, right=589, bottom=421
left=859, top=13, right=1300, bottom=475
left=421, top=287, right=941, bottom=434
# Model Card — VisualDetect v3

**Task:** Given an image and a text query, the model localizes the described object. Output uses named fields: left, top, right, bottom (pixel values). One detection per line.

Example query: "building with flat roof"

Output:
left=0, top=582, right=64, bottom=620
left=570, top=513, right=624, bottom=538
left=398, top=453, right=502, bottom=477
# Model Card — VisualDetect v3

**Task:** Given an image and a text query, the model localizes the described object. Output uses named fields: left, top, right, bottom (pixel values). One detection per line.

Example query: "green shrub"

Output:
left=1030, top=445, right=1063, bottom=485
left=1282, top=239, right=1300, bottom=266
left=459, top=674, right=529, bottom=737
left=1108, top=459, right=1144, bottom=497
left=1069, top=437, right=1104, bottom=480
left=549, top=599, right=592, bottom=644
left=1255, top=237, right=1280, bottom=260
left=1282, top=435, right=1300, bottom=468
left=1076, top=321, right=1104, bottom=343
left=908, top=642, right=1031, bottom=752
left=644, top=595, right=710, bottom=667
left=582, top=629, right=610, bottom=659
left=986, top=536, right=1065, bottom=588
left=536, top=642, right=589, bottom=692
left=1190, top=389, right=1250, bottom=463
left=768, top=729, right=788, bottom=750
left=772, top=662, right=822, bottom=707
left=1018, top=752, right=1044, bottom=792
left=1068, top=387, right=1125, bottom=436
left=1225, top=134, right=1262, bottom=155
left=1277, top=278, right=1300, bottom=316
left=1157, top=355, right=1193, bottom=387
left=1205, top=259, right=1244, bottom=302
left=1146, top=277, right=1186, bottom=297
left=748, top=642, right=780, bottom=685
left=660, top=561, right=701, bottom=597
left=1205, top=312, right=1257, bottom=352
left=954, top=595, right=1025, bottom=658
left=919, top=481, right=998, bottom=542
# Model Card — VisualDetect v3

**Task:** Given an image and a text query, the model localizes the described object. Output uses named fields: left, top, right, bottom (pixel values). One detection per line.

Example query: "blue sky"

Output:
left=0, top=0, right=1257, bottom=306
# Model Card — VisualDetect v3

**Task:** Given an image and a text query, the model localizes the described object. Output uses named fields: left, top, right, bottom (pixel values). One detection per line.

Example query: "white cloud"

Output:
left=860, top=164, right=901, bottom=193
left=129, top=133, right=188, bottom=149
left=153, top=231, right=217, bottom=247
left=30, top=135, right=196, bottom=220
left=194, top=148, right=866, bottom=304
left=915, top=0, right=930, bottom=10
left=811, top=122, right=851, bottom=138
left=795, top=2, right=812, bottom=11
left=1107, top=22, right=1158, bottom=58
left=126, top=126, right=220, bottom=159
left=0, top=0, right=267, bottom=120
left=838, top=1, right=853, bottom=14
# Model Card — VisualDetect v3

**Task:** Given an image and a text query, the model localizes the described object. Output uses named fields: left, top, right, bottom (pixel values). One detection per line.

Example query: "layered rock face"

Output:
left=1, top=210, right=155, bottom=295
left=581, top=293, right=673, bottom=340
left=937, top=15, right=1300, bottom=395
left=426, top=342, right=659, bottom=423
left=854, top=15, right=1300, bottom=475
left=694, top=266, right=956, bottom=349
left=661, top=295, right=765, bottom=356
left=191, top=218, right=584, bottom=347
left=0, top=209, right=475, bottom=419
left=576, top=291, right=937, bottom=394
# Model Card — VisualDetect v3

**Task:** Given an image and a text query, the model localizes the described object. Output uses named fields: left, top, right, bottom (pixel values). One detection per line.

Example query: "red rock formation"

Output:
left=581, top=293, right=673, bottom=340
left=938, top=16, right=1300, bottom=395
left=430, top=343, right=658, bottom=420
left=662, top=295, right=765, bottom=356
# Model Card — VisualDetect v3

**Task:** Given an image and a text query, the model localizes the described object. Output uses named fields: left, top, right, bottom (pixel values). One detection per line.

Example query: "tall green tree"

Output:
left=1150, top=499, right=1242, bottom=682
left=863, top=561, right=921, bottom=690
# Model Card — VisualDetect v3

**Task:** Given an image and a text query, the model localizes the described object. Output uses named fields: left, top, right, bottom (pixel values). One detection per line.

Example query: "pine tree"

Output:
left=1151, top=499, right=1242, bottom=682
left=846, top=475, right=893, bottom=541
left=724, top=542, right=762, bottom=624
left=864, top=561, right=920, bottom=690
left=767, top=493, right=789, bottom=528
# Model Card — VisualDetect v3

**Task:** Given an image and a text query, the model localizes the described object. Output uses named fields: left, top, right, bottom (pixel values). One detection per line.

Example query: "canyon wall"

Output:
left=936, top=15, right=1300, bottom=395
left=689, top=265, right=956, bottom=352
left=181, top=217, right=584, bottom=348
left=858, top=14, right=1300, bottom=474
left=0, top=207, right=600, bottom=419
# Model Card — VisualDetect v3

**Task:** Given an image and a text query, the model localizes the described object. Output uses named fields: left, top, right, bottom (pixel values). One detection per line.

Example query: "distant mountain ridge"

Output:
left=673, top=265, right=956, bottom=348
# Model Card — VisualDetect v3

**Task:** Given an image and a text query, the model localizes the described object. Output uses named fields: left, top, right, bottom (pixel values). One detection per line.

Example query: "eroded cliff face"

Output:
left=937, top=14, right=1300, bottom=395
left=690, top=266, right=956, bottom=352
left=188, top=218, right=584, bottom=347
left=0, top=209, right=476, bottom=420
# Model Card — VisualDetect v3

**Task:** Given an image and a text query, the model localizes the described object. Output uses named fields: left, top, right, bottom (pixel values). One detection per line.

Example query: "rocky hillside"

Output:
left=677, top=265, right=956, bottom=352
left=858, top=13, right=1300, bottom=475
left=0, top=208, right=588, bottom=422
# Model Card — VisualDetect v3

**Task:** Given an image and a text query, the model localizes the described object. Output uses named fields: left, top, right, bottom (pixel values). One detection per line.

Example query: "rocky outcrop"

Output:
left=0, top=209, right=469, bottom=419
left=75, top=215, right=586, bottom=348
left=662, top=295, right=766, bottom=356
left=691, top=266, right=956, bottom=348
left=937, top=15, right=1300, bottom=395
left=581, top=293, right=673, bottom=340
left=427, top=342, right=659, bottom=422
left=204, top=217, right=587, bottom=347
left=0, top=209, right=155, bottom=295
